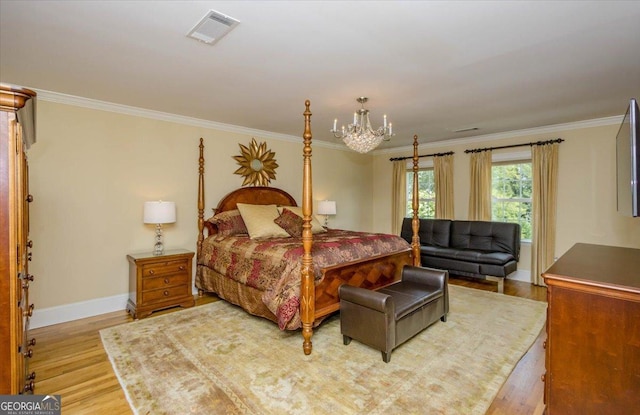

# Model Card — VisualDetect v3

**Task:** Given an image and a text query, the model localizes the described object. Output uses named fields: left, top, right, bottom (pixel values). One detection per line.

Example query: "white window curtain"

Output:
left=434, top=154, right=454, bottom=219
left=530, top=142, right=560, bottom=286
left=468, top=151, right=492, bottom=220
left=391, top=160, right=407, bottom=235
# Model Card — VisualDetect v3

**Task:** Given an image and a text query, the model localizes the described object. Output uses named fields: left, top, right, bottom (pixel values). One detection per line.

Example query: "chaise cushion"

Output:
left=449, top=221, right=520, bottom=259
left=423, top=256, right=481, bottom=275
left=422, top=247, right=514, bottom=265
left=473, top=251, right=516, bottom=265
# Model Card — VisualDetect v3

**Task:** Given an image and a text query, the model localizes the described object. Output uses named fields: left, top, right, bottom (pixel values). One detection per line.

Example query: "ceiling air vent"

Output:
left=187, top=10, right=240, bottom=45
left=453, top=127, right=479, bottom=133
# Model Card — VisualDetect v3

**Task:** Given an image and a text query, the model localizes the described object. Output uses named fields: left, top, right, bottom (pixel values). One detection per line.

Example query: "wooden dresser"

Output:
left=126, top=249, right=195, bottom=319
left=0, top=84, right=37, bottom=394
left=542, top=243, right=640, bottom=414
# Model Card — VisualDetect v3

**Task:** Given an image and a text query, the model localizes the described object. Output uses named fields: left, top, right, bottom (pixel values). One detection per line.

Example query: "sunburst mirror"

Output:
left=233, top=138, right=278, bottom=186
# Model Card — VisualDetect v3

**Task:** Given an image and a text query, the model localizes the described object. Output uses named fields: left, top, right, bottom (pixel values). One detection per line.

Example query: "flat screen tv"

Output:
left=616, top=98, right=640, bottom=217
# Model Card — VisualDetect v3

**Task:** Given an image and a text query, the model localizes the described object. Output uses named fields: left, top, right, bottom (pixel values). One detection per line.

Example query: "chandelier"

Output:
left=330, top=97, right=394, bottom=153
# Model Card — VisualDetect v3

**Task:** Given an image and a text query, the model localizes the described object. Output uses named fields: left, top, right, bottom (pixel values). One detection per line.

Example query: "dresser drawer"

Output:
left=141, top=260, right=188, bottom=278
left=141, top=285, right=190, bottom=304
left=142, top=272, right=190, bottom=291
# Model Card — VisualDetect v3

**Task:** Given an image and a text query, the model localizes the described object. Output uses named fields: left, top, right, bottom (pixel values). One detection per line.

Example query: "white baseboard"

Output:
left=509, top=270, right=531, bottom=283
left=30, top=293, right=129, bottom=329
left=30, top=286, right=200, bottom=329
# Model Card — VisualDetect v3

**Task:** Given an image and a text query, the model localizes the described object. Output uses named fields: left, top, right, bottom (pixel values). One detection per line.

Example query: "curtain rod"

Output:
left=389, top=151, right=454, bottom=162
left=464, top=138, right=564, bottom=154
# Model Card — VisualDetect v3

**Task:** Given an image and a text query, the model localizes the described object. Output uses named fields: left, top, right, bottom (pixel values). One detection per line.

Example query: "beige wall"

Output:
left=27, top=99, right=640, bottom=312
left=28, top=100, right=372, bottom=309
left=372, top=123, right=640, bottom=277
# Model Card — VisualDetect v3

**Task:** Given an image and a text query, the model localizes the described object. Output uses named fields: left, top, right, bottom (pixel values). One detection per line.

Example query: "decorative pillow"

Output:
left=237, top=203, right=290, bottom=239
left=274, top=208, right=304, bottom=237
left=278, top=206, right=327, bottom=233
left=211, top=209, right=248, bottom=237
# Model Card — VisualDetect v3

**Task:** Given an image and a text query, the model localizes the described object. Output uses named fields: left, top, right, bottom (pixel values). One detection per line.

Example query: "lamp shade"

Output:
left=317, top=200, right=337, bottom=215
left=143, top=201, right=176, bottom=224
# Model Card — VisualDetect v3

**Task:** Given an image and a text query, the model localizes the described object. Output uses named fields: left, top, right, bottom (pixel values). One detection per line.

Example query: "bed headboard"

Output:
left=201, top=186, right=298, bottom=237
left=214, top=186, right=298, bottom=213
left=197, top=138, right=299, bottom=244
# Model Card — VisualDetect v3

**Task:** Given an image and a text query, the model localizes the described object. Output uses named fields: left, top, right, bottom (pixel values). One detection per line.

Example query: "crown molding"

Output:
left=34, top=88, right=347, bottom=151
left=35, top=88, right=622, bottom=156
left=374, top=115, right=624, bottom=155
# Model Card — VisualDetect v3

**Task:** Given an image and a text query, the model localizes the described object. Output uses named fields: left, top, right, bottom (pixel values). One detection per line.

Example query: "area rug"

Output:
left=100, top=285, right=546, bottom=415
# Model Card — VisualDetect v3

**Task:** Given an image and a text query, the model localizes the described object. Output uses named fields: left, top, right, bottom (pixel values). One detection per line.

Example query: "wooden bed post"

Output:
left=194, top=104, right=412, bottom=353
left=197, top=138, right=205, bottom=261
left=301, top=100, right=315, bottom=355
left=411, top=135, right=421, bottom=267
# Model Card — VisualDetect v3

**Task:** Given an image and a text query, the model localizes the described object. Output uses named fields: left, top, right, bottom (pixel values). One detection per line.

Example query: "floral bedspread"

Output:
left=198, top=229, right=410, bottom=330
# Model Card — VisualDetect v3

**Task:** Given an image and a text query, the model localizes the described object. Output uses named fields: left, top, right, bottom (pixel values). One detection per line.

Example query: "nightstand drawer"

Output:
left=141, top=260, right=188, bottom=278
left=142, top=272, right=190, bottom=291
left=141, top=285, right=190, bottom=304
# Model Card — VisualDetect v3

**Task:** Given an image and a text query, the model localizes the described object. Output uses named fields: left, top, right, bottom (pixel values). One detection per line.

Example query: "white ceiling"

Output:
left=1, top=1, right=639, bottom=150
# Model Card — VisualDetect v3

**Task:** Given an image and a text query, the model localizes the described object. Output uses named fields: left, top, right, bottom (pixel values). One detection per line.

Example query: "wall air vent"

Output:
left=187, top=10, right=240, bottom=45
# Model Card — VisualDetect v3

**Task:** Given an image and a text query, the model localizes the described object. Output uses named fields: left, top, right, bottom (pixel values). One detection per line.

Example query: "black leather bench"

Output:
left=338, top=266, right=449, bottom=363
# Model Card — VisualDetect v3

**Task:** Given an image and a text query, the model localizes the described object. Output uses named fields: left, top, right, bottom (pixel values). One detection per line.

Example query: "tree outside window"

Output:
left=491, top=161, right=532, bottom=240
left=406, top=169, right=435, bottom=218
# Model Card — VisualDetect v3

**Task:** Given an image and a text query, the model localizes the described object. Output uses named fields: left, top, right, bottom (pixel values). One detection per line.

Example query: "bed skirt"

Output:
left=196, top=265, right=278, bottom=324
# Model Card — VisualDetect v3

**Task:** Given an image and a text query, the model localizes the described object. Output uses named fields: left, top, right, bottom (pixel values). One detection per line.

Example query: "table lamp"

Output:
left=317, top=200, right=337, bottom=227
left=143, top=201, right=176, bottom=255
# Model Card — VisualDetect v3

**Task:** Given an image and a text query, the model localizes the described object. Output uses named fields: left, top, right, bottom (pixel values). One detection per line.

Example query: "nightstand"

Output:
left=126, top=249, right=195, bottom=319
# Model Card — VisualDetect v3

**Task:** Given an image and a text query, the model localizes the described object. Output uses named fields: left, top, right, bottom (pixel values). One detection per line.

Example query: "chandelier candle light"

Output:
left=143, top=201, right=176, bottom=256
left=331, top=97, right=394, bottom=153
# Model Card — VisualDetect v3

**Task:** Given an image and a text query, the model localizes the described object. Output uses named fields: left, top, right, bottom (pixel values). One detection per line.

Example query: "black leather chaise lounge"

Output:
left=400, top=218, right=520, bottom=293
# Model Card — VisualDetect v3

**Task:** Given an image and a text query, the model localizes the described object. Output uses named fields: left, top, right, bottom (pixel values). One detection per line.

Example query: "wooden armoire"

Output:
left=0, top=84, right=37, bottom=394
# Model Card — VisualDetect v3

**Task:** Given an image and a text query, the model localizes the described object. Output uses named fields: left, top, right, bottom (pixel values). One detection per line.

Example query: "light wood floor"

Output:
left=28, top=277, right=547, bottom=414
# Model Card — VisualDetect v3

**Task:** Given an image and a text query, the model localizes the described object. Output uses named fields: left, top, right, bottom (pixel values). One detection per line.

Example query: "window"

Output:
left=491, top=161, right=532, bottom=240
left=406, top=169, right=435, bottom=218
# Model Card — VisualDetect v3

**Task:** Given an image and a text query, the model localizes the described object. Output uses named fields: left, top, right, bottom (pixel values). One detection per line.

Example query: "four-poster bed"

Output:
left=195, top=100, right=422, bottom=354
